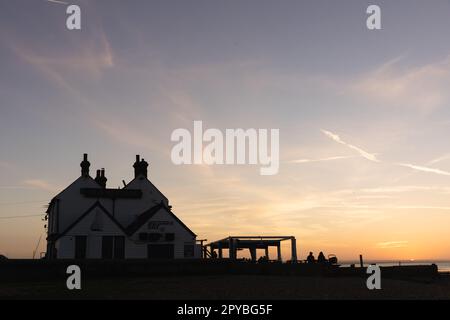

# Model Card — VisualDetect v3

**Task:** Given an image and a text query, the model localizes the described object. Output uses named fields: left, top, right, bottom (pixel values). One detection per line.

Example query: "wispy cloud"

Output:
left=321, top=129, right=380, bottom=162
left=397, top=163, right=450, bottom=176
left=23, top=180, right=58, bottom=192
left=359, top=185, right=439, bottom=193
left=0, top=161, right=13, bottom=170
left=376, top=241, right=408, bottom=249
left=349, top=55, right=450, bottom=112
left=288, top=155, right=359, bottom=164
left=7, top=28, right=114, bottom=83
left=45, top=0, right=68, bottom=5
left=428, top=153, right=450, bottom=165
left=321, top=129, right=450, bottom=177
left=0, top=186, right=34, bottom=190
left=90, top=116, right=166, bottom=154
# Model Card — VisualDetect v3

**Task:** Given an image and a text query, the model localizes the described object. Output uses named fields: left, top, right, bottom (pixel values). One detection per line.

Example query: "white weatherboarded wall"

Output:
left=57, top=205, right=124, bottom=259
left=114, top=176, right=169, bottom=227
left=129, top=207, right=197, bottom=259
left=47, top=161, right=200, bottom=260
left=55, top=204, right=199, bottom=259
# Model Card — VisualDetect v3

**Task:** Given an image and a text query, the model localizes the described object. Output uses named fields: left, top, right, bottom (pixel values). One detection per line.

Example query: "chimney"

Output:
left=133, top=155, right=140, bottom=178
left=140, top=158, right=148, bottom=178
left=80, top=153, right=90, bottom=177
left=99, top=168, right=107, bottom=188
left=94, top=169, right=101, bottom=185
left=95, top=168, right=107, bottom=188
left=133, top=154, right=148, bottom=178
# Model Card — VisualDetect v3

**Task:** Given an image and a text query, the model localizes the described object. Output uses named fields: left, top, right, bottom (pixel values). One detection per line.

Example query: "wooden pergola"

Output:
left=205, top=236, right=297, bottom=262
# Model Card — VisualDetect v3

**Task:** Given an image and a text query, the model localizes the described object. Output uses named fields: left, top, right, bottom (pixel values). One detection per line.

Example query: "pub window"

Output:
left=102, top=236, right=125, bottom=259
left=148, top=233, right=162, bottom=242
left=114, top=236, right=125, bottom=259
left=102, top=236, right=113, bottom=259
left=74, top=236, right=87, bottom=259
left=165, top=233, right=175, bottom=242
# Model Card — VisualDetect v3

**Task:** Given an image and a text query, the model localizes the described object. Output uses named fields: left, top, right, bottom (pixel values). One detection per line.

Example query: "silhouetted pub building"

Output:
left=45, top=154, right=200, bottom=260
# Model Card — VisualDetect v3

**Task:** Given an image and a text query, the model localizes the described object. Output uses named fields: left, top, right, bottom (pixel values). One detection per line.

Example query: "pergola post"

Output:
left=250, top=246, right=257, bottom=262
left=291, top=237, right=297, bottom=262
left=229, top=238, right=236, bottom=260
left=276, top=243, right=282, bottom=261
left=205, top=236, right=297, bottom=262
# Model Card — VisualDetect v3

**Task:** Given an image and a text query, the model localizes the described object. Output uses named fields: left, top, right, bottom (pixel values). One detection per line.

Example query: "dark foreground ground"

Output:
left=1, top=274, right=450, bottom=299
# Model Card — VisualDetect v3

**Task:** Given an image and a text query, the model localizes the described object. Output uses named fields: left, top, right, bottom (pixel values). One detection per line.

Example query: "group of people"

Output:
left=306, top=251, right=328, bottom=264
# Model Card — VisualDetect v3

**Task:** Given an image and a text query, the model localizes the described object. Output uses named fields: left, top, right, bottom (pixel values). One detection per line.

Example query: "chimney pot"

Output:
left=95, top=168, right=107, bottom=188
left=80, top=153, right=90, bottom=177
left=133, top=155, right=148, bottom=178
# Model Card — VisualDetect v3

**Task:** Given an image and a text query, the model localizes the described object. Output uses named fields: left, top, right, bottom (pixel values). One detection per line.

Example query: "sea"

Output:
left=340, top=260, right=450, bottom=273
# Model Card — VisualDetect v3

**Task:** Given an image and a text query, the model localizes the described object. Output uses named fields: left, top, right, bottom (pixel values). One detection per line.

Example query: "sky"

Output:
left=1, top=0, right=450, bottom=260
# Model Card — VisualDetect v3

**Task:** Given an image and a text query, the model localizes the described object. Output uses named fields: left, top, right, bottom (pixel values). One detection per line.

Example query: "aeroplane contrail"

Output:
left=45, top=0, right=69, bottom=5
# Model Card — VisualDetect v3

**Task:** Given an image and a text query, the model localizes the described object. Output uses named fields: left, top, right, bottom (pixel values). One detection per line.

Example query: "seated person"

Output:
left=306, top=252, right=315, bottom=264
left=317, top=251, right=327, bottom=264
